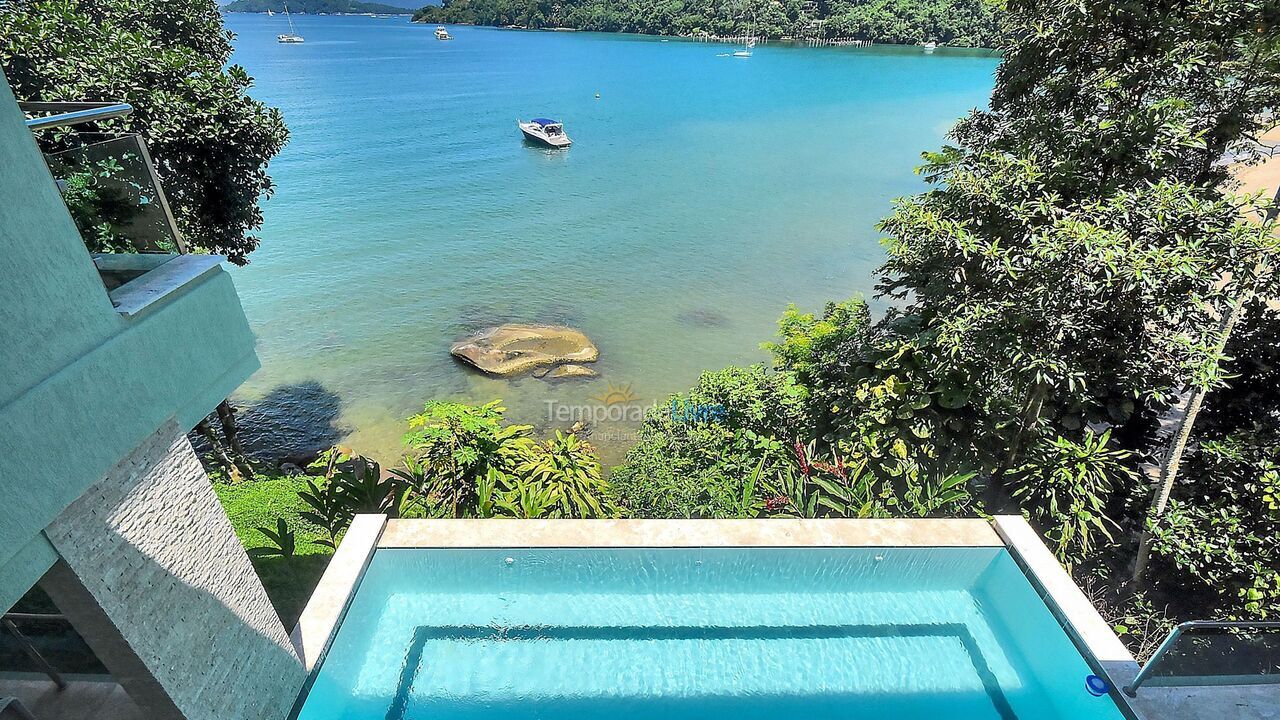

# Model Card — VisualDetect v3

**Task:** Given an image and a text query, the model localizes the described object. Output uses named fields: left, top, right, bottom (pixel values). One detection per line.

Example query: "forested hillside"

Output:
left=227, top=0, right=411, bottom=13
left=412, top=0, right=1004, bottom=47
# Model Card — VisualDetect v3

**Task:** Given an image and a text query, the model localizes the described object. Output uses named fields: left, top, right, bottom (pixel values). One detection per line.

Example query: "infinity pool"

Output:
left=294, top=548, right=1128, bottom=720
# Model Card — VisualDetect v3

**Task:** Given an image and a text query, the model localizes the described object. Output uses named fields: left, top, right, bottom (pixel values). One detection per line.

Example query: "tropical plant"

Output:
left=297, top=477, right=349, bottom=549
left=399, top=400, right=535, bottom=516
left=494, top=477, right=560, bottom=519
left=516, top=430, right=614, bottom=518
left=298, top=446, right=408, bottom=547
left=1009, top=430, right=1134, bottom=568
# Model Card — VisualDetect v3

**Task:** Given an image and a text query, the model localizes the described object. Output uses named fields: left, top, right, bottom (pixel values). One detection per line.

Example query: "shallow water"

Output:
left=224, top=15, right=998, bottom=463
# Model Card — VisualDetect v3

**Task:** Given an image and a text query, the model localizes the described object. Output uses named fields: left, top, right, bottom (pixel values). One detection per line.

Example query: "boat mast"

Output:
left=284, top=2, right=298, bottom=35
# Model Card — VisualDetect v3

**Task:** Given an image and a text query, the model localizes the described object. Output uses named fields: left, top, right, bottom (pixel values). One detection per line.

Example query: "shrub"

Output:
left=398, top=400, right=534, bottom=516
left=1010, top=430, right=1134, bottom=568
left=1148, top=432, right=1280, bottom=619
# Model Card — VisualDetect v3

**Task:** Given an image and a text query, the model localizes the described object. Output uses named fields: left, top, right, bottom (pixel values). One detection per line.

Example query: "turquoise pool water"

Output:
left=295, top=548, right=1129, bottom=720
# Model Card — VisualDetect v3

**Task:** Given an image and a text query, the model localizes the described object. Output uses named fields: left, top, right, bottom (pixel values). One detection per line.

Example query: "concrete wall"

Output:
left=0, top=71, right=259, bottom=599
left=42, top=423, right=305, bottom=720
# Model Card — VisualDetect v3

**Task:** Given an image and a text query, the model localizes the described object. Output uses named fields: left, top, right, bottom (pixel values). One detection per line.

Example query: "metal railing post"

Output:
left=1124, top=622, right=1188, bottom=696
left=1, top=616, right=67, bottom=690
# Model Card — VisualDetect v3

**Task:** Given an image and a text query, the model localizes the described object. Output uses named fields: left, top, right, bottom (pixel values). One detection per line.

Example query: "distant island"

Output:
left=226, top=0, right=412, bottom=14
left=411, top=0, right=1002, bottom=47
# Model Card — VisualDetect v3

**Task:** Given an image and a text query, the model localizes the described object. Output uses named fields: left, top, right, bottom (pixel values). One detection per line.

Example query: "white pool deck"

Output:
left=292, top=516, right=1280, bottom=720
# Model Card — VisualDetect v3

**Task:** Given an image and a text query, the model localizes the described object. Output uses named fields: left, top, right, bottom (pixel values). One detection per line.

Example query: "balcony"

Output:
left=20, top=101, right=221, bottom=317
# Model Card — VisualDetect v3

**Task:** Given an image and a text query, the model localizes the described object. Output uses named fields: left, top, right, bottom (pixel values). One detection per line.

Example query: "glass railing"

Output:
left=1124, top=621, right=1280, bottom=695
left=21, top=102, right=187, bottom=291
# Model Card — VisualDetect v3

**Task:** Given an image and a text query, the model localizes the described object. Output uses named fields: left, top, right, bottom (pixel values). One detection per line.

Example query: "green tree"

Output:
left=1, top=0, right=289, bottom=263
left=877, top=0, right=1280, bottom=509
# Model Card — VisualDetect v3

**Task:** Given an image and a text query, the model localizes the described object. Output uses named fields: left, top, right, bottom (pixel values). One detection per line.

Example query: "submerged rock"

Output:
left=451, top=324, right=599, bottom=376
left=678, top=308, right=731, bottom=328
left=545, top=363, right=599, bottom=379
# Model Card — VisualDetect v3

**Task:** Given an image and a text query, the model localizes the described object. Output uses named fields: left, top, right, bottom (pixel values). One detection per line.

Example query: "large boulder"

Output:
left=451, top=324, right=599, bottom=376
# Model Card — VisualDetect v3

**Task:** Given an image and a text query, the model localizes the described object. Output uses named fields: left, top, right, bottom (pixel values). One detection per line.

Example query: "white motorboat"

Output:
left=435, top=26, right=452, bottom=40
left=518, top=118, right=572, bottom=148
left=923, top=41, right=937, bottom=52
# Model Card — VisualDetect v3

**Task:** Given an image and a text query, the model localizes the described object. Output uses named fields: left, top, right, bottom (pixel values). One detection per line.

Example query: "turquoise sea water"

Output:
left=295, top=548, right=1129, bottom=720
left=224, top=15, right=999, bottom=462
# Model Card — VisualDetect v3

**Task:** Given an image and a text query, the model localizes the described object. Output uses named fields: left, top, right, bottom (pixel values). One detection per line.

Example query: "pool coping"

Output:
left=376, top=517, right=1003, bottom=548
left=291, top=513, right=387, bottom=672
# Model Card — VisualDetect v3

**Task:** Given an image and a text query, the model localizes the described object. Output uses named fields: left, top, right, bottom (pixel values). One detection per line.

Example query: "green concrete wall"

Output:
left=0, top=71, right=260, bottom=606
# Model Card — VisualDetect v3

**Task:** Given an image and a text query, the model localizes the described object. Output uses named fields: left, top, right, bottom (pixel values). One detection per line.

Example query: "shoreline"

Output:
left=405, top=20, right=1000, bottom=51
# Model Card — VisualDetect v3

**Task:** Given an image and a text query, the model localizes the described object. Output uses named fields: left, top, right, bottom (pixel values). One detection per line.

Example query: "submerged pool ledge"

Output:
left=376, top=518, right=1003, bottom=549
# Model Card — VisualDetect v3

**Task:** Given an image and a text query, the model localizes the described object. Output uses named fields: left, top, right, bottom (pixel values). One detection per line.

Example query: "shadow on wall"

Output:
left=190, top=380, right=349, bottom=467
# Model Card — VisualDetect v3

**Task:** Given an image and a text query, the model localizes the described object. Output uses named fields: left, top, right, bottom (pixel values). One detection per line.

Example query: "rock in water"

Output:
left=451, top=324, right=599, bottom=376
left=546, top=363, right=599, bottom=379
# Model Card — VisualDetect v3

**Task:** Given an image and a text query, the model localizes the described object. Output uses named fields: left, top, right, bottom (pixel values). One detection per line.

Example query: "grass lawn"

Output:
left=215, top=476, right=334, bottom=628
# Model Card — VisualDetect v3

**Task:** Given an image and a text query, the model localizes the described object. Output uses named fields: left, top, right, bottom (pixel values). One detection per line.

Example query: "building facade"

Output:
left=0, top=71, right=305, bottom=720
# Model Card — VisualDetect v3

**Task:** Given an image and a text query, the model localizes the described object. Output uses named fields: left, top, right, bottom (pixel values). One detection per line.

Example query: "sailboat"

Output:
left=277, top=3, right=304, bottom=43
left=732, top=36, right=755, bottom=57
left=267, top=9, right=274, bottom=15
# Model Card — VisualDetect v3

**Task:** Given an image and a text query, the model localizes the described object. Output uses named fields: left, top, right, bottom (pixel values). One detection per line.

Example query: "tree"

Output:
left=1, top=0, right=289, bottom=264
left=876, top=0, right=1280, bottom=510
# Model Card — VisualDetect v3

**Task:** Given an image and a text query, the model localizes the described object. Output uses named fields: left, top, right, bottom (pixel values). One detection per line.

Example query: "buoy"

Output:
left=1085, top=674, right=1109, bottom=697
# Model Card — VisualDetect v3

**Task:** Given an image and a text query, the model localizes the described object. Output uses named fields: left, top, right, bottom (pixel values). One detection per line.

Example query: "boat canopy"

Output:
left=530, top=118, right=560, bottom=126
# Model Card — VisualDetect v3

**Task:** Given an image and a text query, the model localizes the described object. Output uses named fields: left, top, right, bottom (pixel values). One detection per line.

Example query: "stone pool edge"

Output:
left=292, top=513, right=387, bottom=672
left=375, top=518, right=1003, bottom=548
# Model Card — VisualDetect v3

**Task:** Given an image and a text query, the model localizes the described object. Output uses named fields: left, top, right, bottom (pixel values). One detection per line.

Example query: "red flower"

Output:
left=793, top=441, right=810, bottom=475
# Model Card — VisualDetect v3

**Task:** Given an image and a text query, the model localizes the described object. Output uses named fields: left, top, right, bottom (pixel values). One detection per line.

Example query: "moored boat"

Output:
left=435, top=26, right=452, bottom=40
left=277, top=2, right=304, bottom=42
left=518, top=118, right=572, bottom=148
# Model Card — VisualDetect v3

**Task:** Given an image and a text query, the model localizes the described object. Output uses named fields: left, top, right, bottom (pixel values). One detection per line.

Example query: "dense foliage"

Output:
left=412, top=0, right=1004, bottom=47
left=225, top=0, right=412, bottom=14
left=605, top=0, right=1280, bottom=648
left=0, top=0, right=288, bottom=263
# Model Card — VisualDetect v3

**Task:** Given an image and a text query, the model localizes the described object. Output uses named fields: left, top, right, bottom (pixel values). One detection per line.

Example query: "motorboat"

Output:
left=435, top=26, right=452, bottom=40
left=923, top=41, right=938, bottom=52
left=518, top=118, right=572, bottom=148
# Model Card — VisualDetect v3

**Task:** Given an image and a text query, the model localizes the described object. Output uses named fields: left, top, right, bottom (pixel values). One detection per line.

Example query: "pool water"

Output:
left=295, top=548, right=1129, bottom=720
